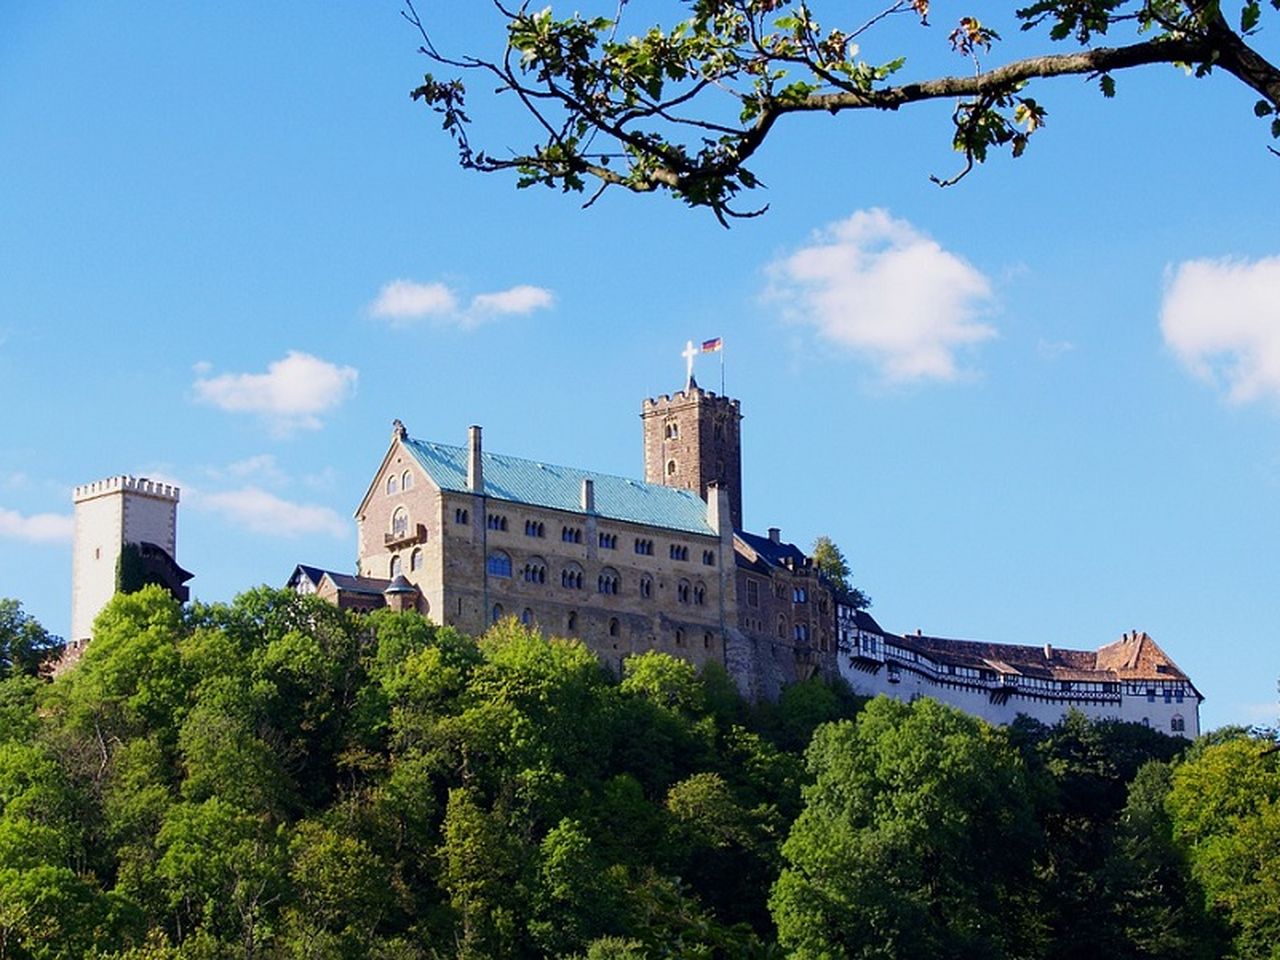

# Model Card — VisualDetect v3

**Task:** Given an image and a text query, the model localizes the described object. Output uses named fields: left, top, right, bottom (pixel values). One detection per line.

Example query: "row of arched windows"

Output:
left=525, top=520, right=546, bottom=538
left=561, top=525, right=582, bottom=543
left=389, top=548, right=425, bottom=579
left=386, top=470, right=414, bottom=495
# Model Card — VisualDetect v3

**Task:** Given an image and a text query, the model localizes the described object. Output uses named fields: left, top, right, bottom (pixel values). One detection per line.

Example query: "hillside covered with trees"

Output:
left=0, top=586, right=1276, bottom=958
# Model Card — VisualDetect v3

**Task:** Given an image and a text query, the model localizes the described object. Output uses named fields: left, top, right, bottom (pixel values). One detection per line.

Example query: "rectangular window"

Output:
left=1147, top=688, right=1156, bottom=703
left=747, top=580, right=759, bottom=608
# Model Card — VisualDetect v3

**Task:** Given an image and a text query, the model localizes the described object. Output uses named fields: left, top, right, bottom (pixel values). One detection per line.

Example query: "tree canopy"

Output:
left=407, top=1, right=1280, bottom=223
left=0, top=584, right=1274, bottom=958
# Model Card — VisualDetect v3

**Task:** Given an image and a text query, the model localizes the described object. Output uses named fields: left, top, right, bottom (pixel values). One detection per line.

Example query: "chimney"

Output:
left=706, top=482, right=731, bottom=541
left=581, top=477, right=595, bottom=513
left=768, top=527, right=781, bottom=543
left=1044, top=643, right=1053, bottom=660
left=467, top=425, right=483, bottom=493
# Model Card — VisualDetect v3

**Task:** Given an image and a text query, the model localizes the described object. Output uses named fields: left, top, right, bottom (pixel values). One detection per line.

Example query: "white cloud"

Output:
left=1037, top=338, right=1075, bottom=360
left=0, top=507, right=73, bottom=544
left=1161, top=255, right=1280, bottom=404
left=766, top=208, right=996, bottom=382
left=468, top=284, right=555, bottom=317
left=369, top=280, right=458, bottom=324
left=198, top=487, right=348, bottom=539
left=193, top=351, right=358, bottom=433
left=367, top=279, right=554, bottom=329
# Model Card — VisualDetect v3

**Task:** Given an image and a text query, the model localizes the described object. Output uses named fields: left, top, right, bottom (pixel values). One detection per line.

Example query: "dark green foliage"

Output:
left=0, top=587, right=1256, bottom=958
left=0, top=599, right=63, bottom=678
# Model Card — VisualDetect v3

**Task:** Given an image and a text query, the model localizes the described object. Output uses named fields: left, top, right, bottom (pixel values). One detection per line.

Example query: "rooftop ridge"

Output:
left=406, top=437, right=709, bottom=506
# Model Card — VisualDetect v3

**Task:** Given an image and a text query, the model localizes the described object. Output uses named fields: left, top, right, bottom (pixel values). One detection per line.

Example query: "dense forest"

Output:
left=0, top=585, right=1276, bottom=959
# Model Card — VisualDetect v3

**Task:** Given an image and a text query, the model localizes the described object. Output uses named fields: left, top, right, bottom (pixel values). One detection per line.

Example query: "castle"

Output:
left=61, top=368, right=1201, bottom=735
left=285, top=370, right=1203, bottom=734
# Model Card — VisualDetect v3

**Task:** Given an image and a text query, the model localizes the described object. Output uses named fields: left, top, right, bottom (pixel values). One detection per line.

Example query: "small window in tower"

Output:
left=666, top=459, right=677, bottom=476
left=410, top=548, right=423, bottom=572
left=390, top=555, right=402, bottom=579
left=665, top=421, right=679, bottom=440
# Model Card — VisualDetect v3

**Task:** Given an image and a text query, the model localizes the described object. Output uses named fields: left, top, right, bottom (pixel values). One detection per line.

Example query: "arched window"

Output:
left=598, top=568, right=620, bottom=595
left=704, top=632, right=713, bottom=649
left=455, top=507, right=469, bottom=525
left=410, top=548, right=423, bottom=572
left=386, top=475, right=398, bottom=495
left=390, top=555, right=402, bottom=578
left=608, top=617, right=620, bottom=637
left=523, top=558, right=547, bottom=584
left=402, top=470, right=413, bottom=490
left=777, top=616, right=787, bottom=639
left=675, top=628, right=685, bottom=646
left=693, top=582, right=706, bottom=606
left=521, top=607, right=534, bottom=626
left=561, top=563, right=584, bottom=589
left=665, top=421, right=679, bottom=439
left=487, top=550, right=512, bottom=578
left=677, top=580, right=691, bottom=604
left=666, top=459, right=677, bottom=476
left=639, top=575, right=653, bottom=599
left=391, top=507, right=409, bottom=538
left=567, top=611, right=578, bottom=632
left=1171, top=715, right=1186, bottom=733
left=702, top=550, right=715, bottom=566
left=491, top=603, right=504, bottom=623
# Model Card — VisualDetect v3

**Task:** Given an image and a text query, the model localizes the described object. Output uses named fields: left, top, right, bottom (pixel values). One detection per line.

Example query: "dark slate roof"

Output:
left=286, top=564, right=327, bottom=589
left=324, top=571, right=392, bottom=596
left=403, top=438, right=715, bottom=536
left=384, top=574, right=418, bottom=595
left=736, top=529, right=808, bottom=566
left=853, top=609, right=888, bottom=635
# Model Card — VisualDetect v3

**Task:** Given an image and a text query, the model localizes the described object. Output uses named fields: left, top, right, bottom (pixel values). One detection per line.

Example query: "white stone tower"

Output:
left=70, top=476, right=186, bottom=650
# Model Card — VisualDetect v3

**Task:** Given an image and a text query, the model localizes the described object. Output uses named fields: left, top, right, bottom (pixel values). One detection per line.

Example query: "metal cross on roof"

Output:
left=682, top=339, right=697, bottom=384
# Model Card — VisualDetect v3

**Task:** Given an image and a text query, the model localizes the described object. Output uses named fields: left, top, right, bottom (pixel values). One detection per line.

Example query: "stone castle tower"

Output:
left=70, top=476, right=190, bottom=651
left=641, top=377, right=744, bottom=529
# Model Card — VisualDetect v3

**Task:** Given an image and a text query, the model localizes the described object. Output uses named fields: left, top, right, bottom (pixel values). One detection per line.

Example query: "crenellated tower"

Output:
left=641, top=377, right=744, bottom=529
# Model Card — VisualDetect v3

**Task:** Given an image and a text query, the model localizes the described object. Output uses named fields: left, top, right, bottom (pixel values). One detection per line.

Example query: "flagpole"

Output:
left=720, top=340, right=726, bottom=395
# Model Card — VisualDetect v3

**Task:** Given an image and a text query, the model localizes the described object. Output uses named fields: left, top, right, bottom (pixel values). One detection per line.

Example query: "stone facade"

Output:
left=642, top=378, right=744, bottom=530
left=336, top=390, right=838, bottom=698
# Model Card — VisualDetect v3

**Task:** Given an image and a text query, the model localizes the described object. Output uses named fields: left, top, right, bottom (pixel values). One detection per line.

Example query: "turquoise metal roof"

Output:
left=404, top=439, right=716, bottom=537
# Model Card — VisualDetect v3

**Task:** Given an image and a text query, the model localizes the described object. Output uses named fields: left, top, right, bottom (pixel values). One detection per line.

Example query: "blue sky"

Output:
left=2, top=3, right=1277, bottom=730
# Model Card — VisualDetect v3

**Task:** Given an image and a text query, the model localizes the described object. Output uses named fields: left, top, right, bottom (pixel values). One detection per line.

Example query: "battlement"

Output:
left=643, top=387, right=741, bottom=411
left=73, top=475, right=181, bottom=503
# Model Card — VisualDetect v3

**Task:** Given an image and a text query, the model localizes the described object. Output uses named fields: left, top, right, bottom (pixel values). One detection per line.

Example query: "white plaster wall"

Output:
left=840, top=653, right=1200, bottom=738
left=71, top=493, right=123, bottom=643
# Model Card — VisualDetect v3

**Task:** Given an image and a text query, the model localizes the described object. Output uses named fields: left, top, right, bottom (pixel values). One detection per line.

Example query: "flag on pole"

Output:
left=701, top=337, right=723, bottom=353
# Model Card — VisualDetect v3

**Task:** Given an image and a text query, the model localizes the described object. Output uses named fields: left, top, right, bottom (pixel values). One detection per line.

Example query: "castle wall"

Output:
left=838, top=631, right=1200, bottom=738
